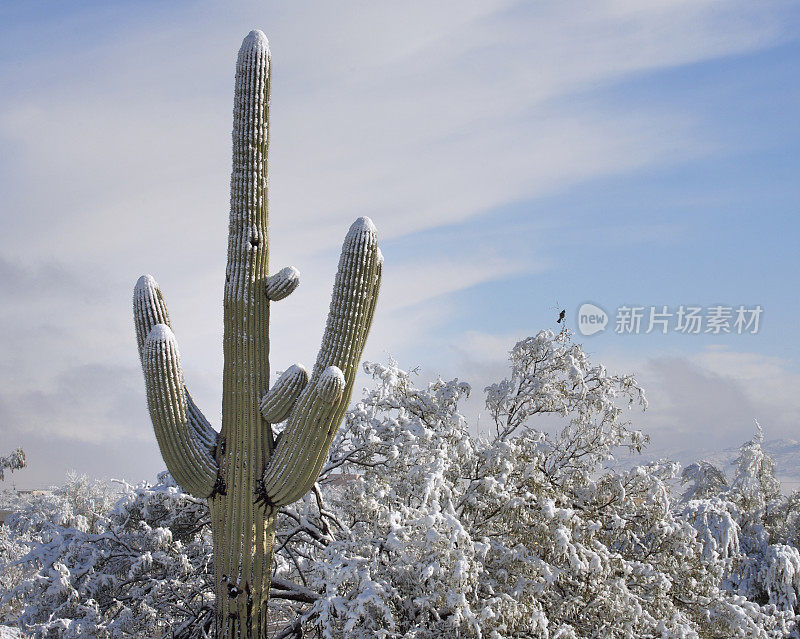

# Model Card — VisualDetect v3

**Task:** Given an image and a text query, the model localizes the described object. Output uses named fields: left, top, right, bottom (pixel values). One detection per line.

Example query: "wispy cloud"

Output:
left=1, top=0, right=797, bottom=487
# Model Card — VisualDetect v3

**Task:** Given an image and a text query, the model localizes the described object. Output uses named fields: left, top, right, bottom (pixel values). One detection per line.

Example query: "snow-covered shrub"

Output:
left=0, top=473, right=213, bottom=638
left=3, top=330, right=800, bottom=637
left=681, top=427, right=800, bottom=634
left=0, top=450, right=26, bottom=483
left=269, top=331, right=800, bottom=637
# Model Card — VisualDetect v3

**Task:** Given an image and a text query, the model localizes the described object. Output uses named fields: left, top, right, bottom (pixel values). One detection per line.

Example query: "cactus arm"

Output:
left=133, top=275, right=219, bottom=455
left=260, top=364, right=309, bottom=423
left=259, top=216, right=382, bottom=508
left=142, top=324, right=219, bottom=497
left=265, top=265, right=300, bottom=301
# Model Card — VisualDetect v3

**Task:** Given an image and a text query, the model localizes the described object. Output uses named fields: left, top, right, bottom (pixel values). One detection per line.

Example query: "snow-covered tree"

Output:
left=0, top=450, right=25, bottom=483
left=682, top=426, right=800, bottom=627
left=262, top=330, right=798, bottom=637
left=2, top=330, right=800, bottom=637
left=0, top=473, right=214, bottom=638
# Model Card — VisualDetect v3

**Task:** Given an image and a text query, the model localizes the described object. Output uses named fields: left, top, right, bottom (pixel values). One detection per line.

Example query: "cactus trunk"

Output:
left=133, top=30, right=382, bottom=638
left=213, top=30, right=274, bottom=637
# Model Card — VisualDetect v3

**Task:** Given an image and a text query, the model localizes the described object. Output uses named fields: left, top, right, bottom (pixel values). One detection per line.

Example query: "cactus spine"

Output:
left=133, top=30, right=382, bottom=638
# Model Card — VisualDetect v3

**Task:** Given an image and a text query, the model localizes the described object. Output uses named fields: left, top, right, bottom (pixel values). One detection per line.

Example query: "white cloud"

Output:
left=592, top=346, right=800, bottom=453
left=693, top=348, right=800, bottom=431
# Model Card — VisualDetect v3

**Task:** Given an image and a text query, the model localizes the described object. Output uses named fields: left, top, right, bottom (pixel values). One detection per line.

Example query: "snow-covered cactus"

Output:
left=132, top=30, right=382, bottom=637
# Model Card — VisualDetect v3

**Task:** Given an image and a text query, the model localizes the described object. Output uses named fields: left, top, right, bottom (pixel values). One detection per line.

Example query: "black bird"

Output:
left=557, top=309, right=566, bottom=324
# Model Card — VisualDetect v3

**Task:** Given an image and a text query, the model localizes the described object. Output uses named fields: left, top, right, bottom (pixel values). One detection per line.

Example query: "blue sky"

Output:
left=1, top=1, right=799, bottom=487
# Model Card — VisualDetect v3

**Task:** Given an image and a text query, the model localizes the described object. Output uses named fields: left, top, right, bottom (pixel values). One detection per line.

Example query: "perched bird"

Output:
left=557, top=309, right=566, bottom=324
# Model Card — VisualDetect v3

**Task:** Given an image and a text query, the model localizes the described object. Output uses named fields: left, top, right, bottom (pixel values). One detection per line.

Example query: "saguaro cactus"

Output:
left=133, top=30, right=382, bottom=638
